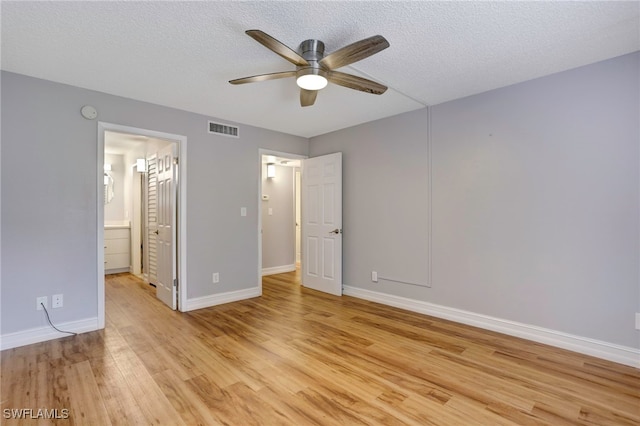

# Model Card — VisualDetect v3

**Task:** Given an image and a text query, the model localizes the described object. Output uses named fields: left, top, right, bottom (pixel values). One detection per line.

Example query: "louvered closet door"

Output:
left=145, top=154, right=158, bottom=285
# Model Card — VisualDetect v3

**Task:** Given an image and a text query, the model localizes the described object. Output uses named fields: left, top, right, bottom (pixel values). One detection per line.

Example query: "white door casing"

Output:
left=301, top=152, right=343, bottom=296
left=295, top=169, right=301, bottom=264
left=156, top=145, right=177, bottom=309
left=98, top=122, right=187, bottom=329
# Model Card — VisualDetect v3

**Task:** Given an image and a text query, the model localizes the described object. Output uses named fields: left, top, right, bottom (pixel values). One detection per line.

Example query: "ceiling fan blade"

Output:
left=327, top=71, right=387, bottom=95
left=300, top=89, right=318, bottom=107
left=229, top=70, right=296, bottom=85
left=320, top=35, right=389, bottom=70
left=246, top=30, right=309, bottom=67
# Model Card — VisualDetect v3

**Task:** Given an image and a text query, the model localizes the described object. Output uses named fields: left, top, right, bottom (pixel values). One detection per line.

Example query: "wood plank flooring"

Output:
left=1, top=271, right=639, bottom=425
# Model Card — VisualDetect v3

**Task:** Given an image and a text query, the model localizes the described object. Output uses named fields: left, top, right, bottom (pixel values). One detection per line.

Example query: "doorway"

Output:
left=258, top=150, right=306, bottom=289
left=104, top=132, right=171, bottom=280
left=98, top=123, right=187, bottom=328
left=258, top=150, right=343, bottom=296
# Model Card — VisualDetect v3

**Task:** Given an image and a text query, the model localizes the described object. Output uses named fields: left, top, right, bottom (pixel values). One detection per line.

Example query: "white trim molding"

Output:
left=344, top=285, right=640, bottom=368
left=184, top=286, right=261, bottom=312
left=0, top=317, right=100, bottom=351
left=105, top=268, right=130, bottom=275
left=262, top=264, right=296, bottom=276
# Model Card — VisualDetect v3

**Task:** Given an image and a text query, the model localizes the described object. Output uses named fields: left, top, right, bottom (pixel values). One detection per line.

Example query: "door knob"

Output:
left=329, top=228, right=342, bottom=234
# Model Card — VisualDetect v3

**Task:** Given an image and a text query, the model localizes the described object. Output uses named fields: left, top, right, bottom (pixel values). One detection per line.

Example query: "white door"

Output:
left=145, top=154, right=158, bottom=285
left=301, top=152, right=342, bottom=296
left=156, top=145, right=177, bottom=309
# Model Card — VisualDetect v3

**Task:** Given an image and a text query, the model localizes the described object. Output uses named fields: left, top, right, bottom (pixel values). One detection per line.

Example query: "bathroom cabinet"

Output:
left=105, top=226, right=130, bottom=274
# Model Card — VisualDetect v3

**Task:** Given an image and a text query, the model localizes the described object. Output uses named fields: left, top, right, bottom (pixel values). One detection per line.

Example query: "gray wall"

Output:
left=1, top=71, right=308, bottom=335
left=310, top=52, right=639, bottom=348
left=310, top=109, right=431, bottom=293
left=261, top=164, right=295, bottom=270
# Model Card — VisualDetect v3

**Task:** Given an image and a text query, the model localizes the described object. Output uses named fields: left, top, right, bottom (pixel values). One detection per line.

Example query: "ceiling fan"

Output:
left=229, top=30, right=390, bottom=107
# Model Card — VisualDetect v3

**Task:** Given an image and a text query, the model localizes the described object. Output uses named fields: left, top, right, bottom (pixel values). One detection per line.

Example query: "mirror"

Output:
left=104, top=172, right=114, bottom=204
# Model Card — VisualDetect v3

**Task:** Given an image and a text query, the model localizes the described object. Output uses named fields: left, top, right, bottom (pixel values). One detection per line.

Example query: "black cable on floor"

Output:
left=41, top=303, right=78, bottom=336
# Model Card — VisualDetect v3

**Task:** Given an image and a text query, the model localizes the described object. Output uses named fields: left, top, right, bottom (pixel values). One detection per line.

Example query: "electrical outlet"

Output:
left=52, top=294, right=63, bottom=309
left=36, top=296, right=47, bottom=311
left=371, top=271, right=378, bottom=282
left=212, top=272, right=220, bottom=284
left=635, top=313, right=640, bottom=330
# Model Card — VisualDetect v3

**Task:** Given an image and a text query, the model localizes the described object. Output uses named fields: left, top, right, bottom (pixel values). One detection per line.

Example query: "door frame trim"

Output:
left=258, top=149, right=307, bottom=292
left=98, top=122, right=188, bottom=327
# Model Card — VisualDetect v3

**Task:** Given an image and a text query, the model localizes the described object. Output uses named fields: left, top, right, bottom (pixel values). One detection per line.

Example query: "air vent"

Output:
left=208, top=121, right=239, bottom=138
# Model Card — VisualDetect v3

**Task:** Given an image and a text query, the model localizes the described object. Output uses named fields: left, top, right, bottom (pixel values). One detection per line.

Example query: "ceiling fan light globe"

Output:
left=296, top=74, right=328, bottom=91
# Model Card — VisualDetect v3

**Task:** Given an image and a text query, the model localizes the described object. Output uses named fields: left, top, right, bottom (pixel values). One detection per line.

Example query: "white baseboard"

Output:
left=343, top=285, right=640, bottom=368
left=183, top=286, right=261, bottom=312
left=262, top=264, right=296, bottom=276
left=105, top=267, right=130, bottom=274
left=0, top=317, right=100, bottom=351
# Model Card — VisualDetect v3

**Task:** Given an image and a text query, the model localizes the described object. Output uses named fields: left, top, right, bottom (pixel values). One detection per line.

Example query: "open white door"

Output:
left=156, top=145, right=177, bottom=309
left=301, top=152, right=342, bottom=296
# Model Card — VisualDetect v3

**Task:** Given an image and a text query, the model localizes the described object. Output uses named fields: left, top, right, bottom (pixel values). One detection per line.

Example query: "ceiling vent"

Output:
left=208, top=121, right=239, bottom=138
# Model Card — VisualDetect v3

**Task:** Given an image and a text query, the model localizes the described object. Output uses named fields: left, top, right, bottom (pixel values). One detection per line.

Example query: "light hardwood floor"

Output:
left=1, top=271, right=639, bottom=425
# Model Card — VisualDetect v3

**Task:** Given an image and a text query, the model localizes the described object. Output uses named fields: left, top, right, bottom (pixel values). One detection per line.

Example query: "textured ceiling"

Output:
left=2, top=1, right=638, bottom=138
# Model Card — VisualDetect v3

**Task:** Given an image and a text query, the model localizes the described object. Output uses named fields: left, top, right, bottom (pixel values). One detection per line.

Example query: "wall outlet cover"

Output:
left=52, top=294, right=63, bottom=309
left=36, top=296, right=47, bottom=310
left=636, top=313, right=640, bottom=331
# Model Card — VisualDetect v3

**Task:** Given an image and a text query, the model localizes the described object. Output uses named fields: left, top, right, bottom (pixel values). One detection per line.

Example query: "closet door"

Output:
left=155, top=145, right=177, bottom=310
left=144, top=154, right=158, bottom=285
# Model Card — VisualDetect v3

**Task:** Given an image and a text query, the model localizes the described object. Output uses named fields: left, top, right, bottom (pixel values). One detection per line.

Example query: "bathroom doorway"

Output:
left=98, top=123, right=187, bottom=327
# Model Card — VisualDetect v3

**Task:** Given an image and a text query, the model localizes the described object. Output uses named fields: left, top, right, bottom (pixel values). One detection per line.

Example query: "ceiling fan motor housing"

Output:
left=297, top=39, right=328, bottom=80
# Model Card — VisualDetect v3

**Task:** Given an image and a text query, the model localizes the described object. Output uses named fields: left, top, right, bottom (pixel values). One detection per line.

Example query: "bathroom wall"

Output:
left=103, top=153, right=126, bottom=224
